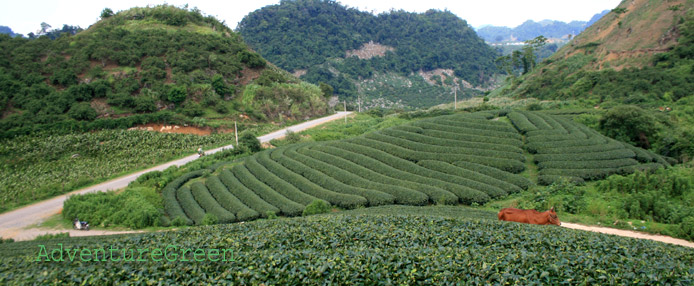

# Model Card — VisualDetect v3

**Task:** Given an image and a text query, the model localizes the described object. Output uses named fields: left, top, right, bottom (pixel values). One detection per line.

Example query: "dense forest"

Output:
left=238, top=0, right=498, bottom=105
left=0, top=5, right=328, bottom=138
left=476, top=10, right=609, bottom=43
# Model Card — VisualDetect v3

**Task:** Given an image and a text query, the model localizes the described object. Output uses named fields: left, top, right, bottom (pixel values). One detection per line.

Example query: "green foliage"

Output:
left=100, top=8, right=114, bottom=19
left=0, top=130, right=236, bottom=212
left=201, top=213, right=218, bottom=225
left=167, top=85, right=188, bottom=105
left=237, top=50, right=266, bottom=68
left=238, top=132, right=261, bottom=152
left=67, top=102, right=97, bottom=121
left=63, top=187, right=162, bottom=229
left=0, top=4, right=327, bottom=137
left=302, top=199, right=331, bottom=216
left=599, top=105, right=659, bottom=149
left=238, top=0, right=498, bottom=100
left=190, top=182, right=236, bottom=224
left=34, top=233, right=69, bottom=241
left=2, top=207, right=694, bottom=284
left=318, top=82, right=333, bottom=98
left=507, top=110, right=668, bottom=185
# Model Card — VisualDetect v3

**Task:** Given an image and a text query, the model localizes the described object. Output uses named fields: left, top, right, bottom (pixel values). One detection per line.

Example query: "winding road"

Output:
left=2, top=110, right=692, bottom=249
left=0, top=112, right=352, bottom=240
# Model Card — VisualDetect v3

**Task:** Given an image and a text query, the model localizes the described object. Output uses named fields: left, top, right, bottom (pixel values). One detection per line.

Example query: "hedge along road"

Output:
left=0, top=112, right=353, bottom=240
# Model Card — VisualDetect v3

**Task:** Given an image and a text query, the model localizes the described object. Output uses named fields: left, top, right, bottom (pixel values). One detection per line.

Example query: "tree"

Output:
left=67, top=102, right=97, bottom=121
left=167, top=85, right=187, bottom=105
left=211, top=74, right=232, bottom=96
left=599, top=105, right=659, bottom=149
left=101, top=8, right=115, bottom=19
left=238, top=132, right=261, bottom=152
left=38, top=22, right=51, bottom=35
left=520, top=35, right=547, bottom=74
left=319, top=82, right=334, bottom=98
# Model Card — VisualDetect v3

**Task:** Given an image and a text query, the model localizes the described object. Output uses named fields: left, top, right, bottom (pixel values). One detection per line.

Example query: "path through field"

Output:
left=562, top=222, right=694, bottom=248
left=0, top=112, right=352, bottom=241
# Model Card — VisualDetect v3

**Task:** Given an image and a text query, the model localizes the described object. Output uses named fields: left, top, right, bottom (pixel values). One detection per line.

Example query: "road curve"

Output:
left=0, top=112, right=352, bottom=240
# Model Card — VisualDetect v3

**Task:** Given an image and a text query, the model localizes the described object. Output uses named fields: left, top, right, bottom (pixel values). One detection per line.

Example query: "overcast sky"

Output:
left=2, top=0, right=622, bottom=36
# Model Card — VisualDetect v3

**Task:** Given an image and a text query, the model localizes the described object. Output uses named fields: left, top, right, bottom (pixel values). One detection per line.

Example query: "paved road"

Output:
left=0, top=112, right=352, bottom=240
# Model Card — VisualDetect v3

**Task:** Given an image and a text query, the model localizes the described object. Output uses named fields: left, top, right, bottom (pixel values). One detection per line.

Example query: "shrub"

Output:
left=680, top=216, right=694, bottom=240
left=239, top=132, right=262, bottom=152
left=34, top=232, right=70, bottom=241
left=303, top=199, right=331, bottom=216
left=201, top=213, right=218, bottom=226
left=266, top=211, right=278, bottom=219
left=67, top=102, right=97, bottom=121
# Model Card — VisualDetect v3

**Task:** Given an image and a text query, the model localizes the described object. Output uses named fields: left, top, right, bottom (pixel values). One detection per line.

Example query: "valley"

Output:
left=1, top=0, right=694, bottom=284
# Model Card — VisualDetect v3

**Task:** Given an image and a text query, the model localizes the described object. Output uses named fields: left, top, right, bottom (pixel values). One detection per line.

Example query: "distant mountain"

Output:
left=238, top=0, right=498, bottom=109
left=0, top=26, right=15, bottom=37
left=492, top=0, right=692, bottom=101
left=476, top=10, right=609, bottom=42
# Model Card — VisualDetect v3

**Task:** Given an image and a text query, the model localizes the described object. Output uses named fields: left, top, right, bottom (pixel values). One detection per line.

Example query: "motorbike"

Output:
left=73, top=218, right=90, bottom=231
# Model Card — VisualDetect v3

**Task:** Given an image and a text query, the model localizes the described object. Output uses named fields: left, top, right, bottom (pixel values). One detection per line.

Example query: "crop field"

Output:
left=507, top=111, right=671, bottom=185
left=1, top=206, right=693, bottom=284
left=162, top=110, right=668, bottom=225
left=0, top=130, right=237, bottom=212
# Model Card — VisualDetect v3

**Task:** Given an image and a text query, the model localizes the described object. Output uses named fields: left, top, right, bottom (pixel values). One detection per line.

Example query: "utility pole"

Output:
left=454, top=84, right=458, bottom=110
left=234, top=121, right=238, bottom=146
left=358, top=95, right=361, bottom=113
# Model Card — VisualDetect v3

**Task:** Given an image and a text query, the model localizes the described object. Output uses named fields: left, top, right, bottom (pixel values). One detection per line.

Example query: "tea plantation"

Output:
left=1, top=206, right=692, bottom=284
left=163, top=110, right=668, bottom=225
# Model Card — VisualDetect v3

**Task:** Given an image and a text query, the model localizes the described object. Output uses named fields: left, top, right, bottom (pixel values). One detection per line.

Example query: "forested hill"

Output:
left=476, top=10, right=609, bottom=43
left=238, top=0, right=498, bottom=109
left=0, top=5, right=328, bottom=138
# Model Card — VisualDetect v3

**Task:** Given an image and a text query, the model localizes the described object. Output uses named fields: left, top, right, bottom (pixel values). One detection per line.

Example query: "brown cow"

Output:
left=498, top=207, right=561, bottom=226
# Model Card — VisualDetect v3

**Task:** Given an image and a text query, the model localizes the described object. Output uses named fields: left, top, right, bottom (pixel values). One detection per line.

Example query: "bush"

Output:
left=201, top=213, right=218, bottom=226
left=67, top=102, right=97, bottom=121
left=680, top=216, right=694, bottom=240
left=239, top=132, right=262, bottom=152
left=302, top=199, right=331, bottom=216
left=34, top=232, right=70, bottom=241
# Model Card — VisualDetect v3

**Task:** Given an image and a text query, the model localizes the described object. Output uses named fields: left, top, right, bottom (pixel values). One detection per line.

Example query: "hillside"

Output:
left=492, top=0, right=693, bottom=160
left=237, top=0, right=498, bottom=109
left=0, top=5, right=329, bottom=138
left=141, top=110, right=669, bottom=227
left=476, top=10, right=609, bottom=43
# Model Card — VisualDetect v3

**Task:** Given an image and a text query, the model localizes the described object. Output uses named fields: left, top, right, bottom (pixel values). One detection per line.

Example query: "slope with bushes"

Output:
left=0, top=5, right=328, bottom=138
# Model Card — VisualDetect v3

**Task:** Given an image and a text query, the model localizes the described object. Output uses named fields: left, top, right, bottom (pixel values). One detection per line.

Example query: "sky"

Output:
left=2, top=0, right=622, bottom=36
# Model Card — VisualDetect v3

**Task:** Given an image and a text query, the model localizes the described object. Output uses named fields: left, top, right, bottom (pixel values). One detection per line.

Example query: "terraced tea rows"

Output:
left=164, top=112, right=533, bottom=224
left=164, top=110, right=669, bottom=224
left=508, top=111, right=670, bottom=185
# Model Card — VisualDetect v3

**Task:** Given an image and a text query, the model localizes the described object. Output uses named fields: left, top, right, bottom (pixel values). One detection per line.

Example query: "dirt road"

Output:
left=562, top=222, right=694, bottom=248
left=0, top=112, right=352, bottom=241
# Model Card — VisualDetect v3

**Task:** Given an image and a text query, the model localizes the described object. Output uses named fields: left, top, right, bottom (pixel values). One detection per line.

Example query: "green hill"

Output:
left=0, top=5, right=329, bottom=138
left=237, top=0, right=498, bottom=109
left=3, top=205, right=693, bottom=284
left=491, top=0, right=694, bottom=161
left=144, top=110, right=667, bottom=226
